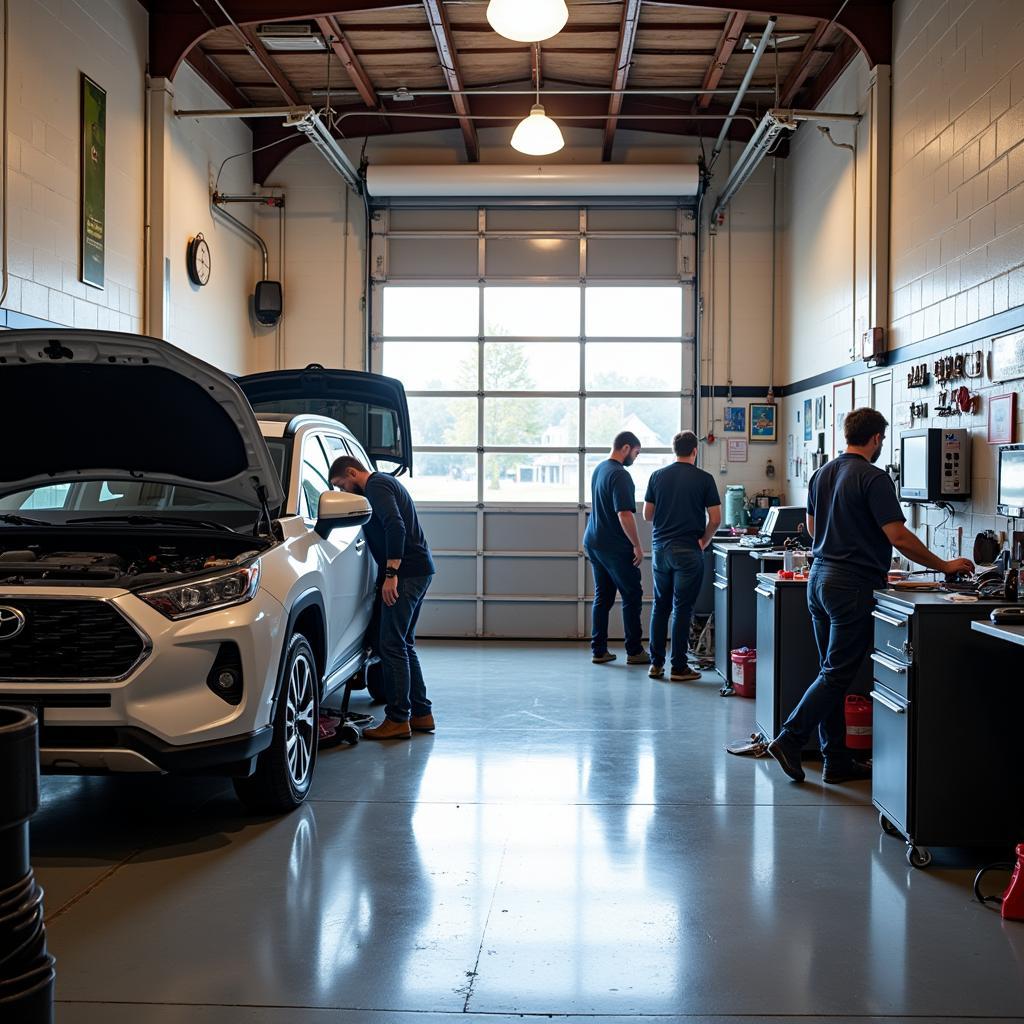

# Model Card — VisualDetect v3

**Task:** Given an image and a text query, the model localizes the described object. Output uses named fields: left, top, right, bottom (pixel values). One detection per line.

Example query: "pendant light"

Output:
left=486, top=0, right=568, bottom=43
left=510, top=46, right=564, bottom=156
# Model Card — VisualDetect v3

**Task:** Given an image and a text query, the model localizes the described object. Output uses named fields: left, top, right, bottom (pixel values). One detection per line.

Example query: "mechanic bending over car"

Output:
left=330, top=456, right=436, bottom=741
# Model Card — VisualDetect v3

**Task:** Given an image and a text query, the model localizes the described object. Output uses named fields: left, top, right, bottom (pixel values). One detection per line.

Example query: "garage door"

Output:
left=369, top=205, right=697, bottom=639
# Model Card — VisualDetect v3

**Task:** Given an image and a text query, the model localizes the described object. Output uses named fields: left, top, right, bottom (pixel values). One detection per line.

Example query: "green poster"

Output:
left=81, top=74, right=106, bottom=290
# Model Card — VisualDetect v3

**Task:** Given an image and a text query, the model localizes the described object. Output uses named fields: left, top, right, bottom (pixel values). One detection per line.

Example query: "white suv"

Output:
left=0, top=331, right=412, bottom=813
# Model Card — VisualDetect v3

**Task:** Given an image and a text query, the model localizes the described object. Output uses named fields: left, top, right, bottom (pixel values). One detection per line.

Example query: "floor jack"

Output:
left=974, top=844, right=1024, bottom=921
left=320, top=652, right=380, bottom=747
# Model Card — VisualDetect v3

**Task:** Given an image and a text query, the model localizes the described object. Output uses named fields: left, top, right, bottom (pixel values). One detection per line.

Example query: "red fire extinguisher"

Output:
left=974, top=843, right=1024, bottom=921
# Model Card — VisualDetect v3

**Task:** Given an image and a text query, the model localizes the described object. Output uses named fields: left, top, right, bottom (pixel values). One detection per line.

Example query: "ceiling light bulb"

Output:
left=486, top=0, right=568, bottom=43
left=510, top=104, right=565, bottom=156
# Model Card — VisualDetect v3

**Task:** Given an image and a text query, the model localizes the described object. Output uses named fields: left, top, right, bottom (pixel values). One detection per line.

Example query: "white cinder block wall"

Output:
left=1, top=0, right=261, bottom=374
left=781, top=0, right=1024, bottom=559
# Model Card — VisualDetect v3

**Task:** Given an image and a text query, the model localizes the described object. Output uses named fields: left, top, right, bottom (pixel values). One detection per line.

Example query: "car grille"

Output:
left=0, top=599, right=147, bottom=680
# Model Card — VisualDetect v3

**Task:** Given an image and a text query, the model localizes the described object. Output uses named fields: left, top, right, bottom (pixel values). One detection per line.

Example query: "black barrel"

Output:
left=0, top=707, right=54, bottom=1023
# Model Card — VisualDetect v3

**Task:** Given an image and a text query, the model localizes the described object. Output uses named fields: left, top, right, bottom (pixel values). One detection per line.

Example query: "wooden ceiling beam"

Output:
left=602, top=0, right=643, bottom=162
left=777, top=18, right=830, bottom=105
left=185, top=45, right=251, bottom=108
left=238, top=25, right=303, bottom=105
left=531, top=44, right=543, bottom=90
left=315, top=15, right=379, bottom=108
left=422, top=0, right=479, bottom=162
left=695, top=11, right=746, bottom=110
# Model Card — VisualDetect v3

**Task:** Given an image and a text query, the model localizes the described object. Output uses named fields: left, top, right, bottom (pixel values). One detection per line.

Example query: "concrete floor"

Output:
left=30, top=641, right=1024, bottom=1023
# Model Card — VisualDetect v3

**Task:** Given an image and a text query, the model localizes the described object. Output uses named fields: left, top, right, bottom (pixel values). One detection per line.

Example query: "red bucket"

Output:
left=730, top=648, right=756, bottom=698
left=845, top=695, right=872, bottom=751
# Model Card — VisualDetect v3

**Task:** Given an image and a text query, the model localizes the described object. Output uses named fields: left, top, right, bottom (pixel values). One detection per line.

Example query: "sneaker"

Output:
left=648, top=665, right=665, bottom=679
left=410, top=713, right=436, bottom=733
left=768, top=737, right=805, bottom=783
left=626, top=650, right=651, bottom=666
left=822, top=759, right=872, bottom=784
left=362, top=718, right=412, bottom=741
left=669, top=668, right=701, bottom=682
left=592, top=652, right=617, bottom=664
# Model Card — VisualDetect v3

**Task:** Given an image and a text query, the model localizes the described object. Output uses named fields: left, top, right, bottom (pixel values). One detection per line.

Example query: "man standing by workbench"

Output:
left=584, top=431, right=649, bottom=666
left=769, top=408, right=973, bottom=784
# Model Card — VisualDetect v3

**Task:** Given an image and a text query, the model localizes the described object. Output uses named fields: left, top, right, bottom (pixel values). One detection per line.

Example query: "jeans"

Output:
left=649, top=543, right=704, bottom=673
left=779, top=561, right=881, bottom=762
left=379, top=574, right=433, bottom=723
left=585, top=543, right=643, bottom=656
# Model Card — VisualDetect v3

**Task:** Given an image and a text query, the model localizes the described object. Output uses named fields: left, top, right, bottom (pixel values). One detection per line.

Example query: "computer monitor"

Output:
left=997, top=444, right=1024, bottom=517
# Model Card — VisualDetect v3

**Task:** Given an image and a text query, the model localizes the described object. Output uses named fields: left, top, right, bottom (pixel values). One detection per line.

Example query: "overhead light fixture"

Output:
left=286, top=110, right=362, bottom=193
left=511, top=103, right=564, bottom=156
left=486, top=0, right=568, bottom=43
left=256, top=23, right=326, bottom=51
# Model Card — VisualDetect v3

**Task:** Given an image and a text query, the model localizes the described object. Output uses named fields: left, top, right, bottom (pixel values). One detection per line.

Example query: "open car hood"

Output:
left=238, top=364, right=413, bottom=474
left=0, top=330, right=285, bottom=510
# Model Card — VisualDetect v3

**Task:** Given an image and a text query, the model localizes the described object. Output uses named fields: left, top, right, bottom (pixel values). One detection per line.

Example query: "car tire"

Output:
left=234, top=633, right=319, bottom=814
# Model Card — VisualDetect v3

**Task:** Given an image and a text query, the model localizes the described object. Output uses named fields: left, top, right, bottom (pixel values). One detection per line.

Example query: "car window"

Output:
left=345, top=436, right=373, bottom=471
left=300, top=435, right=332, bottom=519
left=18, top=484, right=72, bottom=510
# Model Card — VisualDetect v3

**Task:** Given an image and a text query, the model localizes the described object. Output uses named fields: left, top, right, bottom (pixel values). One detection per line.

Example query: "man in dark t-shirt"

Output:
left=643, top=431, right=721, bottom=681
left=583, top=431, right=648, bottom=665
left=331, top=456, right=436, bottom=741
left=769, top=408, right=973, bottom=785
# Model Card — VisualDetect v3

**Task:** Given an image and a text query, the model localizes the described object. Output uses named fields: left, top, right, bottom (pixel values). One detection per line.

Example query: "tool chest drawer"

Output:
left=872, top=606, right=912, bottom=664
left=869, top=648, right=911, bottom=700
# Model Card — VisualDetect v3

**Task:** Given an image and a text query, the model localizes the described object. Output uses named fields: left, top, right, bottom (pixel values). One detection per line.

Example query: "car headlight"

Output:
left=139, top=562, right=261, bottom=620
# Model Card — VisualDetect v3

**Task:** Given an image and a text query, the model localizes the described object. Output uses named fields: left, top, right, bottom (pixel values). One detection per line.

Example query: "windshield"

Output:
left=0, top=479, right=261, bottom=529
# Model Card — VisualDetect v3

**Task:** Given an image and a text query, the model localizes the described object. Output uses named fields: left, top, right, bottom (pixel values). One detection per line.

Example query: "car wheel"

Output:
left=234, top=633, right=319, bottom=814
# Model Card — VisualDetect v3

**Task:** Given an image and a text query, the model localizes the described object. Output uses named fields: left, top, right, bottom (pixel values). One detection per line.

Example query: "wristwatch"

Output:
left=384, top=567, right=399, bottom=579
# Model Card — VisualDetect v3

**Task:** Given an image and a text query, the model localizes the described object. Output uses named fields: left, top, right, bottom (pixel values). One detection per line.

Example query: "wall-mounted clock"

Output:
left=186, top=233, right=212, bottom=287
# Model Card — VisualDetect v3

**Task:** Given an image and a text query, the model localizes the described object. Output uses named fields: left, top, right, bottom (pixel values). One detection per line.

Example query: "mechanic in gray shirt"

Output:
left=769, top=408, right=973, bottom=785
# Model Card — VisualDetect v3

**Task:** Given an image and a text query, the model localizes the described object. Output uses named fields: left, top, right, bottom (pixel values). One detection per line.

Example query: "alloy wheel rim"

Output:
left=285, top=653, right=316, bottom=788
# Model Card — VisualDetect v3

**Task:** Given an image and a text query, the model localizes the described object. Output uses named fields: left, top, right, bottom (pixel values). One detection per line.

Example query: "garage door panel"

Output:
left=484, top=512, right=579, bottom=552
left=418, top=600, right=477, bottom=637
left=389, top=237, right=478, bottom=278
left=430, top=556, right=476, bottom=595
left=587, top=237, right=679, bottom=279
left=486, top=237, right=579, bottom=278
left=420, top=511, right=477, bottom=550
left=584, top=557, right=654, bottom=597
left=487, top=209, right=579, bottom=231
left=587, top=208, right=680, bottom=231
left=389, top=209, right=478, bottom=231
left=584, top=601, right=654, bottom=640
left=484, top=601, right=577, bottom=638
left=484, top=556, right=577, bottom=596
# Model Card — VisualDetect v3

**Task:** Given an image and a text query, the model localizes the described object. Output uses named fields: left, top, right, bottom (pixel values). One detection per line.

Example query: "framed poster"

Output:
left=723, top=405, right=746, bottom=433
left=833, top=380, right=855, bottom=456
left=815, top=396, right=826, bottom=431
left=727, top=439, right=748, bottom=462
left=748, top=403, right=777, bottom=443
left=988, top=392, right=1017, bottom=444
left=81, top=74, right=106, bottom=290
left=992, top=330, right=1024, bottom=383
left=803, top=399, right=813, bottom=442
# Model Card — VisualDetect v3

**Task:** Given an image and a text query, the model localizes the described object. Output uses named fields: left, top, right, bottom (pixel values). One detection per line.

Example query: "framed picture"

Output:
left=988, top=392, right=1017, bottom=444
left=80, top=74, right=106, bottom=290
left=723, top=405, right=746, bottom=433
left=727, top=438, right=748, bottom=462
left=748, top=403, right=777, bottom=443
left=803, top=399, right=813, bottom=442
left=833, top=380, right=855, bottom=456
left=992, top=330, right=1024, bottom=383
left=815, top=396, right=826, bottom=431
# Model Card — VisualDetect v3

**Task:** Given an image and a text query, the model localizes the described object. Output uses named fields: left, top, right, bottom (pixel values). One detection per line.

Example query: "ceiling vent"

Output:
left=256, top=23, right=326, bottom=51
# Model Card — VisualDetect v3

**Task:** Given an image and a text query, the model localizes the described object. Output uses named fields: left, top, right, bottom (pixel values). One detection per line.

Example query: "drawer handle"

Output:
left=870, top=690, right=906, bottom=714
left=754, top=587, right=774, bottom=599
left=713, top=581, right=728, bottom=591
left=872, top=610, right=907, bottom=628
left=870, top=652, right=907, bottom=674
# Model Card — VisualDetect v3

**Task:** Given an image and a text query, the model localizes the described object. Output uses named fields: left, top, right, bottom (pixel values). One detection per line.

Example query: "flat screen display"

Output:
left=902, top=435, right=929, bottom=492
left=999, top=448, right=1024, bottom=510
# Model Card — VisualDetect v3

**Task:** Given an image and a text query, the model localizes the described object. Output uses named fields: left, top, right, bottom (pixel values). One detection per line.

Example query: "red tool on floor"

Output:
left=974, top=844, right=1024, bottom=921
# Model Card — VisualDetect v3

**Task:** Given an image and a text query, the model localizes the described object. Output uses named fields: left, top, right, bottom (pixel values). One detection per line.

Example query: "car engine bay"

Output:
left=0, top=532, right=268, bottom=588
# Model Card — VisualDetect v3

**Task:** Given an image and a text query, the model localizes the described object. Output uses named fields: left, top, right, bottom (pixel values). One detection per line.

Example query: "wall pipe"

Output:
left=211, top=194, right=271, bottom=279
left=819, top=125, right=858, bottom=361
left=0, top=0, right=10, bottom=311
left=709, top=17, right=776, bottom=171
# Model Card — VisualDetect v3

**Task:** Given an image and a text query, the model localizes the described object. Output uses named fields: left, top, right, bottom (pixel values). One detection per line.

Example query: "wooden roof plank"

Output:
left=778, top=18, right=830, bottom=105
left=695, top=11, right=747, bottom=110
left=422, top=0, right=479, bottom=161
left=238, top=24, right=302, bottom=105
left=603, top=0, right=644, bottom=161
left=316, top=15, right=379, bottom=108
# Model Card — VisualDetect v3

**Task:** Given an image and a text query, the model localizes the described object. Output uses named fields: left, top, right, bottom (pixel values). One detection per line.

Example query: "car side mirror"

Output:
left=315, top=491, right=371, bottom=538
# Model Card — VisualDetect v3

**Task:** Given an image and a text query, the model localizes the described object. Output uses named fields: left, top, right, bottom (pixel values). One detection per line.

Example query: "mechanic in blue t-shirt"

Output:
left=769, top=408, right=973, bottom=785
left=643, top=430, right=721, bottom=681
left=583, top=431, right=648, bottom=666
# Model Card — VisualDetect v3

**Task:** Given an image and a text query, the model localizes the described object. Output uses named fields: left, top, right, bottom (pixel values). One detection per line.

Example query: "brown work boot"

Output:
left=410, top=714, right=436, bottom=733
left=362, top=718, right=412, bottom=741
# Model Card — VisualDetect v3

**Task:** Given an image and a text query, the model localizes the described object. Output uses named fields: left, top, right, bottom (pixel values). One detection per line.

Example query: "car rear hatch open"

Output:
left=237, top=364, right=413, bottom=475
